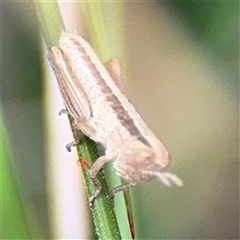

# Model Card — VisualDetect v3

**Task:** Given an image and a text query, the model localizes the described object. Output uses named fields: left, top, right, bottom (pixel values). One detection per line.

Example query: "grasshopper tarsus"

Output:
left=59, top=109, right=69, bottom=116
left=66, top=140, right=79, bottom=152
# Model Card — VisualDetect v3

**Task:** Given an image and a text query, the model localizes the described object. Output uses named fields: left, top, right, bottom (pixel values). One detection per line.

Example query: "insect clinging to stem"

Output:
left=48, top=32, right=183, bottom=206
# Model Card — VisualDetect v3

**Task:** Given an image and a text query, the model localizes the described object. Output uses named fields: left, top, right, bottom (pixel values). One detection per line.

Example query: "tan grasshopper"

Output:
left=48, top=33, right=182, bottom=206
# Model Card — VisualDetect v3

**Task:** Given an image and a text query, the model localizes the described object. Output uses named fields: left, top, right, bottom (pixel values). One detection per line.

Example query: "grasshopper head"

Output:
left=114, top=135, right=170, bottom=183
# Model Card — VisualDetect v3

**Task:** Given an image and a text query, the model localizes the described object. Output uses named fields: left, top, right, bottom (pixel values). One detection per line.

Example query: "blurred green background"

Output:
left=1, top=1, right=238, bottom=239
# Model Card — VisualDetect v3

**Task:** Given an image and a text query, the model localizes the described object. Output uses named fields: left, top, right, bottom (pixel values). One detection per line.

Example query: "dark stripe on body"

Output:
left=138, top=136, right=151, bottom=147
left=70, top=37, right=144, bottom=139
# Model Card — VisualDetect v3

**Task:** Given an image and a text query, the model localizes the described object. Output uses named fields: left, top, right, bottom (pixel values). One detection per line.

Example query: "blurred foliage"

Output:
left=168, top=1, right=238, bottom=84
left=1, top=118, right=31, bottom=238
left=2, top=2, right=49, bottom=238
left=2, top=3, right=42, bottom=101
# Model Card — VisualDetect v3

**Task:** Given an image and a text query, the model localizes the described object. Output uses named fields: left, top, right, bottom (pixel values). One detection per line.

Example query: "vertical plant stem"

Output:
left=35, top=1, right=122, bottom=239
